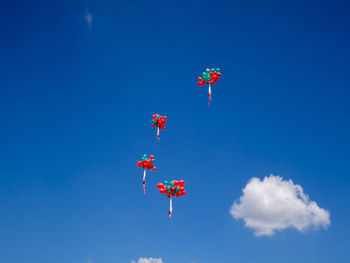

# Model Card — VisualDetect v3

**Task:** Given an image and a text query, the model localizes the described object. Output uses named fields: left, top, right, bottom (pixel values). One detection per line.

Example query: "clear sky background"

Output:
left=1, top=0, right=350, bottom=262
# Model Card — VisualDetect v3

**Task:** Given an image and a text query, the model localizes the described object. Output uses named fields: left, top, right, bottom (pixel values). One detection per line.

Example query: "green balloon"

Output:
left=164, top=181, right=169, bottom=185
left=170, top=182, right=175, bottom=187
left=175, top=187, right=180, bottom=192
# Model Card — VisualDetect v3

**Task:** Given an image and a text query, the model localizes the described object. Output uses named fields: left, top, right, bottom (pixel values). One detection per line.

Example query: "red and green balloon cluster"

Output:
left=157, top=180, right=186, bottom=198
left=197, top=68, right=221, bottom=86
left=152, top=114, right=167, bottom=130
left=137, top=154, right=157, bottom=171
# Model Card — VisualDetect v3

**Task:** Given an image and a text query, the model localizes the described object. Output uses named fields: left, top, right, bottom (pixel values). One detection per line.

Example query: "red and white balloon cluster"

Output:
left=197, top=68, right=221, bottom=86
left=137, top=154, right=156, bottom=171
left=152, top=114, right=167, bottom=130
left=157, top=180, right=186, bottom=198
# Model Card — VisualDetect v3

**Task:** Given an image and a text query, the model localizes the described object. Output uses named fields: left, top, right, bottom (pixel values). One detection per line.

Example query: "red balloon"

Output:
left=179, top=180, right=184, bottom=187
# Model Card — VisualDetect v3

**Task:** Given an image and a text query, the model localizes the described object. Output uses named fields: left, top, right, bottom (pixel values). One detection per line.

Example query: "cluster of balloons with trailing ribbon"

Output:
left=197, top=68, right=221, bottom=106
left=157, top=180, right=186, bottom=218
left=152, top=114, right=167, bottom=141
left=137, top=67, right=221, bottom=219
left=137, top=154, right=156, bottom=194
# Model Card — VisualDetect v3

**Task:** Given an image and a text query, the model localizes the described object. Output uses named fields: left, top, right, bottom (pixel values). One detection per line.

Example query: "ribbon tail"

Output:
left=208, top=84, right=212, bottom=107
left=168, top=198, right=173, bottom=219
left=143, top=170, right=146, bottom=195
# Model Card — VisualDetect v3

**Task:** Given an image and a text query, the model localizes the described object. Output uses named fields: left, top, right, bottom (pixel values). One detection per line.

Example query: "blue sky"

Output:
left=1, top=0, right=350, bottom=262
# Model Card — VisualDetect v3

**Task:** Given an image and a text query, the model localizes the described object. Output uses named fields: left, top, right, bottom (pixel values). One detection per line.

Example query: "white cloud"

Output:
left=84, top=10, right=93, bottom=28
left=131, top=258, right=164, bottom=263
left=230, top=175, right=330, bottom=236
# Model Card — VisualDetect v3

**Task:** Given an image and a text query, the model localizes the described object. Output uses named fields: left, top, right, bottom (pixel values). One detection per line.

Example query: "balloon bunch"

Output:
left=197, top=68, right=221, bottom=106
left=137, top=154, right=157, bottom=194
left=157, top=180, right=186, bottom=219
left=152, top=114, right=167, bottom=141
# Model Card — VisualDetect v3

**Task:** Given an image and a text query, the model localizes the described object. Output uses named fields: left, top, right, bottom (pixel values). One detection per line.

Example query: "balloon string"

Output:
left=143, top=169, right=146, bottom=195
left=157, top=127, right=160, bottom=141
left=168, top=198, right=172, bottom=219
left=208, top=84, right=212, bottom=107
